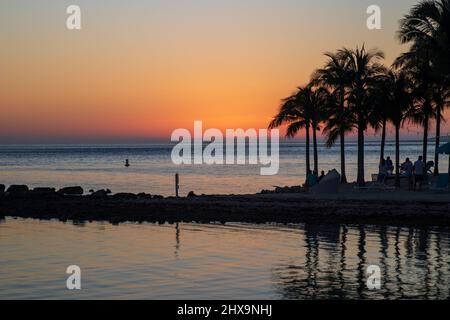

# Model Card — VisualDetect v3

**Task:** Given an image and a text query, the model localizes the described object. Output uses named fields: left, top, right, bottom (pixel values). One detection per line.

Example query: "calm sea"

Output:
left=0, top=218, right=449, bottom=300
left=1, top=142, right=450, bottom=300
left=0, top=141, right=446, bottom=196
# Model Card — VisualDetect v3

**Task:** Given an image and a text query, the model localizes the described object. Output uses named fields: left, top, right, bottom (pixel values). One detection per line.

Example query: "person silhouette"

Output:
left=125, top=159, right=130, bottom=167
left=386, top=157, right=394, bottom=174
left=413, top=156, right=425, bottom=191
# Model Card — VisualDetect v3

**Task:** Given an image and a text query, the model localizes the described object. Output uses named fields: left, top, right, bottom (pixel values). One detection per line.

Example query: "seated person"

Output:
left=426, top=161, right=434, bottom=174
left=386, top=157, right=394, bottom=174
left=318, top=170, right=326, bottom=182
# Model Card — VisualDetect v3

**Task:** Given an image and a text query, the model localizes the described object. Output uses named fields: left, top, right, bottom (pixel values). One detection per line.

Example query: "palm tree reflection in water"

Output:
left=174, top=223, right=181, bottom=259
left=273, top=224, right=450, bottom=299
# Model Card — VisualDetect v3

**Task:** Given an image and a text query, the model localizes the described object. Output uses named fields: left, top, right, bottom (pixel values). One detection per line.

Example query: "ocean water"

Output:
left=0, top=141, right=447, bottom=196
left=2, top=142, right=450, bottom=300
left=0, top=218, right=449, bottom=300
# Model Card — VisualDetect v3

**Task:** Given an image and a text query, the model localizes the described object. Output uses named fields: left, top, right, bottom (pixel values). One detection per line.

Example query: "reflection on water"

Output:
left=274, top=224, right=450, bottom=300
left=0, top=218, right=449, bottom=299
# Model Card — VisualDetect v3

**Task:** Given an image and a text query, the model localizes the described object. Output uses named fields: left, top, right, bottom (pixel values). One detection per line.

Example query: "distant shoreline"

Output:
left=2, top=192, right=450, bottom=227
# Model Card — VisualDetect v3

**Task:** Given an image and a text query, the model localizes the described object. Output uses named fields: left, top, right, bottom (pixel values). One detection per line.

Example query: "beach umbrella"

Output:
left=437, top=142, right=450, bottom=185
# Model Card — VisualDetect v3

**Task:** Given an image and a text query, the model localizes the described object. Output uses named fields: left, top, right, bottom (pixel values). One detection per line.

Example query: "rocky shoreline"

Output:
left=1, top=184, right=450, bottom=226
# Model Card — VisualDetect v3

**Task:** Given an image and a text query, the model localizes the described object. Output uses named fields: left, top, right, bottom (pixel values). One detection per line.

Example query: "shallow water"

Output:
left=0, top=141, right=447, bottom=196
left=0, top=218, right=449, bottom=300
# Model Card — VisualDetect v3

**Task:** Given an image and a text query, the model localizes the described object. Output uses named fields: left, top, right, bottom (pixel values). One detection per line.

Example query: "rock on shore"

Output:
left=6, top=185, right=29, bottom=195
left=1, top=190, right=450, bottom=226
left=2, top=183, right=450, bottom=226
left=58, top=186, right=83, bottom=196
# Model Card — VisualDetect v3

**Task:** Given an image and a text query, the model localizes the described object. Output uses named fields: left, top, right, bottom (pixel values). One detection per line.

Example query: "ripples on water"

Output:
left=0, top=218, right=449, bottom=299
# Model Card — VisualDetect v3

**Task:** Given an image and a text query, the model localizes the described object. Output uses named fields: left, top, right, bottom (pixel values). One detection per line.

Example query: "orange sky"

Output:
left=1, top=0, right=441, bottom=143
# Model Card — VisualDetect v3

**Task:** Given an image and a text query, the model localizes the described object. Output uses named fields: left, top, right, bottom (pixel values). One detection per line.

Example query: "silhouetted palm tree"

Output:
left=385, top=70, right=414, bottom=187
left=269, top=84, right=327, bottom=178
left=342, top=45, right=386, bottom=186
left=398, top=0, right=450, bottom=77
left=431, top=84, right=450, bottom=174
left=313, top=51, right=353, bottom=183
left=369, top=73, right=392, bottom=164
left=395, top=50, right=437, bottom=166
left=398, top=0, right=450, bottom=174
left=269, top=87, right=312, bottom=176
left=306, top=86, right=329, bottom=175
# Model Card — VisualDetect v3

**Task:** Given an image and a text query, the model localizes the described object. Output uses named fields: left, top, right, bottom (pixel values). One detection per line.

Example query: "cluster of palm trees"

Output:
left=269, top=0, right=450, bottom=187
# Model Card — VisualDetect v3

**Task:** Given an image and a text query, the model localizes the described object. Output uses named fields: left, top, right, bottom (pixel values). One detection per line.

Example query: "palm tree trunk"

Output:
left=340, top=132, right=347, bottom=184
left=448, top=155, right=450, bottom=187
left=357, top=120, right=365, bottom=187
left=423, top=114, right=429, bottom=165
left=434, top=103, right=441, bottom=176
left=380, top=119, right=386, bottom=164
left=305, top=122, right=311, bottom=177
left=312, top=123, right=318, bottom=175
left=339, top=88, right=347, bottom=184
left=395, top=125, right=401, bottom=187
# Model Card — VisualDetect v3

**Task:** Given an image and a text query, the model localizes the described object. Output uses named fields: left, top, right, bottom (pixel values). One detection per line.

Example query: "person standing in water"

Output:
left=125, top=159, right=130, bottom=167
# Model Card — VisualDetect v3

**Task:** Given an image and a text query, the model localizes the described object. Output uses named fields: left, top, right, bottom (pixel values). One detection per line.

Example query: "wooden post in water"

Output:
left=175, top=173, right=180, bottom=197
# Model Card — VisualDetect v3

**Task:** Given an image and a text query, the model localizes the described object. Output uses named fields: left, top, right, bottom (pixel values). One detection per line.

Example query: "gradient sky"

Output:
left=1, top=0, right=433, bottom=143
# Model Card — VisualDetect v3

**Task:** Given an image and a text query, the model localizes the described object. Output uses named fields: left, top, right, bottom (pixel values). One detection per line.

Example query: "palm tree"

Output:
left=395, top=50, right=436, bottom=167
left=307, top=86, right=328, bottom=175
left=321, top=93, right=355, bottom=178
left=310, top=102, right=320, bottom=176
left=269, top=83, right=326, bottom=179
left=385, top=70, right=414, bottom=187
left=313, top=51, right=353, bottom=183
left=432, top=84, right=450, bottom=174
left=398, top=0, right=450, bottom=174
left=369, top=73, right=392, bottom=164
left=374, top=109, right=388, bottom=165
left=269, top=91, right=310, bottom=176
left=398, top=0, right=450, bottom=78
left=342, top=45, right=387, bottom=187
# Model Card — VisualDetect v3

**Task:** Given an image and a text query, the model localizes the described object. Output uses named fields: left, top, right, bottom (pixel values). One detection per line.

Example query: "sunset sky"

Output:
left=1, top=0, right=435, bottom=143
